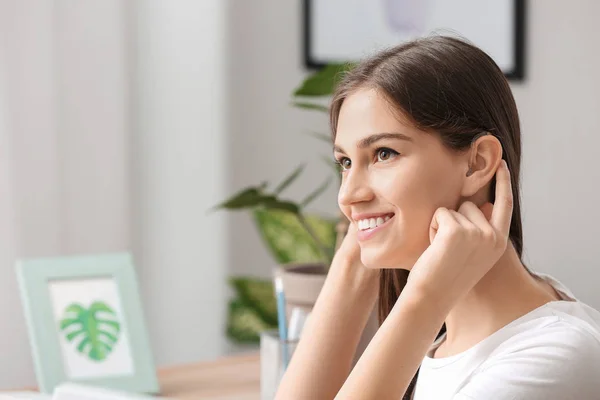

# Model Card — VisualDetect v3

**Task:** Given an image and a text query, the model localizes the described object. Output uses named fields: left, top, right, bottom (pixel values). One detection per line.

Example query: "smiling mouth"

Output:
left=357, top=213, right=395, bottom=231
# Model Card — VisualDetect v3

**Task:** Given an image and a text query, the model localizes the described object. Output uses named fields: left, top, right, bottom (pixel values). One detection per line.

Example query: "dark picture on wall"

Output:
left=303, top=0, right=526, bottom=80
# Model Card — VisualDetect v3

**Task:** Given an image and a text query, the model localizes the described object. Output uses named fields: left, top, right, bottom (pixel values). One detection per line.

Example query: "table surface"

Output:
left=158, top=351, right=261, bottom=400
left=8, top=352, right=262, bottom=400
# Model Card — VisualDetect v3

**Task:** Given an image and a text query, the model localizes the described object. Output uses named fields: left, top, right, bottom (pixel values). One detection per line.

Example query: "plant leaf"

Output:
left=300, top=177, right=332, bottom=208
left=305, top=214, right=337, bottom=256
left=293, top=63, right=356, bottom=97
left=253, top=209, right=335, bottom=264
left=291, top=101, right=329, bottom=113
left=59, top=301, right=121, bottom=362
left=261, top=198, right=300, bottom=214
left=228, top=277, right=278, bottom=325
left=274, top=164, right=305, bottom=195
left=211, top=187, right=267, bottom=210
left=226, top=298, right=276, bottom=344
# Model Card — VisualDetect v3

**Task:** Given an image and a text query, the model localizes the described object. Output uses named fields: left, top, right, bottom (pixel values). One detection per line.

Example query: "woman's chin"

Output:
left=360, top=247, right=416, bottom=270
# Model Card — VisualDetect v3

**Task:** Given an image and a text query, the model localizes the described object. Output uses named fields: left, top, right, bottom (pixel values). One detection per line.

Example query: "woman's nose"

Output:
left=338, top=171, right=374, bottom=206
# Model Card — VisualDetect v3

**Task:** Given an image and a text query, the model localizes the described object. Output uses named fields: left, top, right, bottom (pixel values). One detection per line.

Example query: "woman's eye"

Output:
left=339, top=158, right=351, bottom=170
left=376, top=148, right=399, bottom=162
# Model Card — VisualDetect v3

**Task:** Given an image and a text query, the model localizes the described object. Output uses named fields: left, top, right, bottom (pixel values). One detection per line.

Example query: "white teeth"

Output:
left=356, top=215, right=393, bottom=231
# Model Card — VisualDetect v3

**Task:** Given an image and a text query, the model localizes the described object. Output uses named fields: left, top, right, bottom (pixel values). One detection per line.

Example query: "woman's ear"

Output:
left=461, top=134, right=503, bottom=198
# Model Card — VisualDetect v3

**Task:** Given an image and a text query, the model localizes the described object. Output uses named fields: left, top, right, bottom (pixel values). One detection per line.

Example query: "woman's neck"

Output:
left=435, top=242, right=561, bottom=358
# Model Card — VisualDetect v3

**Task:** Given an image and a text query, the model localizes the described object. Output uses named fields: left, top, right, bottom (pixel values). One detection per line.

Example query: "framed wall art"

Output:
left=16, top=253, right=159, bottom=395
left=303, top=0, right=526, bottom=80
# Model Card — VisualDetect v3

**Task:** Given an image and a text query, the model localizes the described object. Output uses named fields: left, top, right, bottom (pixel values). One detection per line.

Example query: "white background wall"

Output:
left=132, top=0, right=227, bottom=368
left=512, top=2, right=600, bottom=305
left=0, top=0, right=598, bottom=390
left=227, top=0, right=339, bottom=279
left=0, top=0, right=228, bottom=388
left=0, top=0, right=130, bottom=387
left=227, top=1, right=600, bottom=311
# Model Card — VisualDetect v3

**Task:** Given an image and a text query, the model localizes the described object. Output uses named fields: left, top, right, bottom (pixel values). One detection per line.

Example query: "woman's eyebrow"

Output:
left=333, top=132, right=413, bottom=153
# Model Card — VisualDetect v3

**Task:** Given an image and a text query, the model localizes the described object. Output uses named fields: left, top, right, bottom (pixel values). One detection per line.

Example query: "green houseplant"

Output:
left=215, top=64, right=356, bottom=344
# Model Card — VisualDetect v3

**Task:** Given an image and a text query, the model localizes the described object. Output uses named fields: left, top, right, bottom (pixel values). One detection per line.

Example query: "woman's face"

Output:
left=334, top=88, right=469, bottom=269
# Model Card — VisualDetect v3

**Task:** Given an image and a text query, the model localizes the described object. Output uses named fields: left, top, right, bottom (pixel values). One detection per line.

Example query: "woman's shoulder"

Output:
left=499, top=308, right=600, bottom=351
left=488, top=298, right=600, bottom=355
left=519, top=271, right=600, bottom=344
left=457, top=308, right=600, bottom=399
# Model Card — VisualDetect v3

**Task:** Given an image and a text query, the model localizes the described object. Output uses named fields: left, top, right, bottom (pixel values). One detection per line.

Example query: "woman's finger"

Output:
left=429, top=207, right=457, bottom=243
left=490, top=160, right=513, bottom=235
left=450, top=209, right=473, bottom=229
left=458, top=201, right=490, bottom=230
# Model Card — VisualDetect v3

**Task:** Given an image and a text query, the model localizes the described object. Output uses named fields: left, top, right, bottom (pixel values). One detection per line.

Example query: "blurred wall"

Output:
left=0, top=0, right=130, bottom=388
left=132, top=0, right=227, bottom=368
left=0, top=0, right=228, bottom=388
left=226, top=1, right=340, bottom=283
left=510, top=1, right=600, bottom=306
left=0, top=9, right=22, bottom=386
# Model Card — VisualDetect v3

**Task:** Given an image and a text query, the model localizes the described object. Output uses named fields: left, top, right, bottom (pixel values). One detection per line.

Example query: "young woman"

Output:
left=275, top=36, right=600, bottom=399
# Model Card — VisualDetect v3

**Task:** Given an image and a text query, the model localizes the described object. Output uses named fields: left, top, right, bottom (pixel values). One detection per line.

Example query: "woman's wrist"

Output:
left=328, top=253, right=379, bottom=306
left=398, top=281, right=452, bottom=324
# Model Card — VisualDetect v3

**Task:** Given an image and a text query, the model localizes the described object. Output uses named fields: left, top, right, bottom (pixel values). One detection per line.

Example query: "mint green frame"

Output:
left=16, top=252, right=160, bottom=395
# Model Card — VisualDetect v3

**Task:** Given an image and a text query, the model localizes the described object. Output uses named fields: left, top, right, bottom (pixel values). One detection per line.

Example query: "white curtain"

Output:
left=0, top=4, right=33, bottom=386
left=0, top=0, right=228, bottom=388
left=0, top=0, right=131, bottom=387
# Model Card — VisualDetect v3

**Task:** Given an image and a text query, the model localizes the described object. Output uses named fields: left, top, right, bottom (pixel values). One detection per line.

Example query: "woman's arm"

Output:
left=275, top=228, right=379, bottom=400
left=335, top=277, right=446, bottom=399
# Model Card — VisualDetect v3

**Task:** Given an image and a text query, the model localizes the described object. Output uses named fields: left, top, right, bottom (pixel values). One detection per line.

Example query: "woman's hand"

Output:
left=406, top=160, right=513, bottom=313
left=275, top=219, right=378, bottom=400
left=330, top=221, right=379, bottom=293
left=335, top=220, right=362, bottom=265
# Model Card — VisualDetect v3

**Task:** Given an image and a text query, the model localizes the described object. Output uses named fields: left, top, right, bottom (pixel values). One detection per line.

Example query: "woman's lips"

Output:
left=356, top=214, right=395, bottom=241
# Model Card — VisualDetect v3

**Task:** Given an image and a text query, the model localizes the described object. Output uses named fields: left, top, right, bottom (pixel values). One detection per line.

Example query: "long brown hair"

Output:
left=329, top=36, right=526, bottom=397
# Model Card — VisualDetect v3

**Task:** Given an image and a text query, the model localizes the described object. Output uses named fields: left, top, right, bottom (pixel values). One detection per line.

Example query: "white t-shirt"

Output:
left=412, top=272, right=600, bottom=400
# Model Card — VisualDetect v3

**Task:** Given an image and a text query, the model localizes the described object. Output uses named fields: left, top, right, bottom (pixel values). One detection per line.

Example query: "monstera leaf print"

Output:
left=59, top=301, right=121, bottom=362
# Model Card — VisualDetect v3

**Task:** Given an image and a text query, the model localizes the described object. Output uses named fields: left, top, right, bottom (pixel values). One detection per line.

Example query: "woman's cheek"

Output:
left=393, top=187, right=438, bottom=249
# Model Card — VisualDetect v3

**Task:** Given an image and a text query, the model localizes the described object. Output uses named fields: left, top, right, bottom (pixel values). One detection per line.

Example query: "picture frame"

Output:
left=16, top=252, right=159, bottom=395
left=303, top=0, right=526, bottom=81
